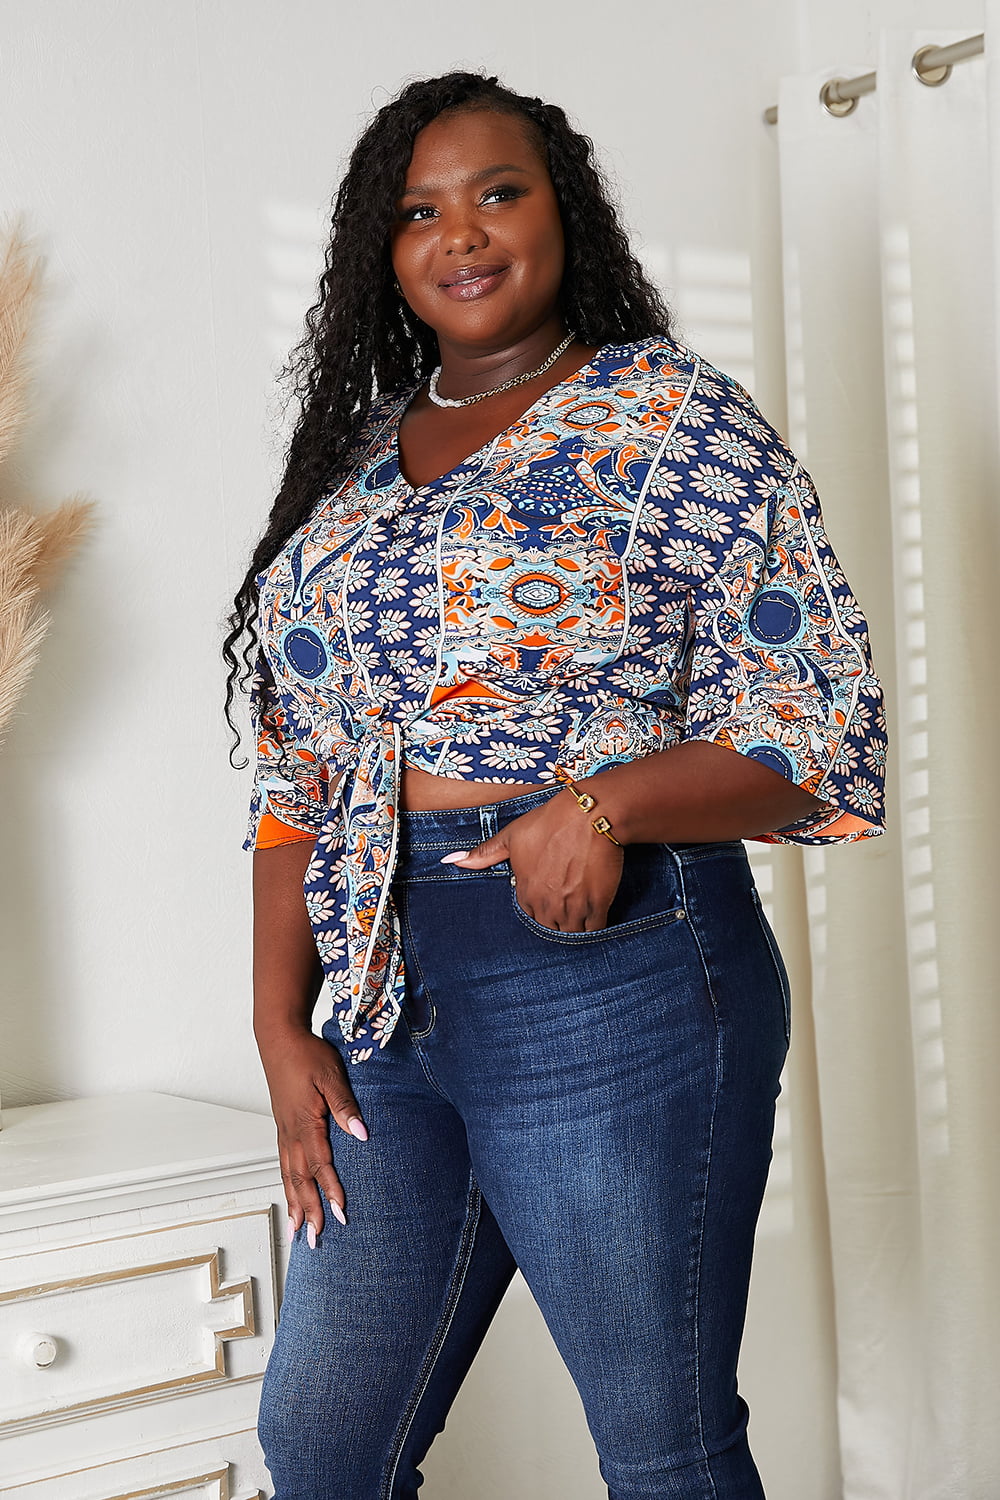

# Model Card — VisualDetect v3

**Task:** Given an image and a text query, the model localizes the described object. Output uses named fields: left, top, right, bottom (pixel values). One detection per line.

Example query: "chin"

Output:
left=431, top=313, right=516, bottom=348
left=445, top=297, right=536, bottom=339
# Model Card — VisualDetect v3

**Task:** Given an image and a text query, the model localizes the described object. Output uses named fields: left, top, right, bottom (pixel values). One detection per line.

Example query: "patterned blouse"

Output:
left=246, top=338, right=886, bottom=1064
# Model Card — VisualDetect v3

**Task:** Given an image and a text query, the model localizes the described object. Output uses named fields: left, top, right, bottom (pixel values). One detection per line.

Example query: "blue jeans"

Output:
left=258, top=788, right=790, bottom=1499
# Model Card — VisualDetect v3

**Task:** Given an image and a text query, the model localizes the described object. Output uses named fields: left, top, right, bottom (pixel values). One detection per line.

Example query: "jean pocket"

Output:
left=750, top=887, right=792, bottom=1044
left=507, top=842, right=687, bottom=944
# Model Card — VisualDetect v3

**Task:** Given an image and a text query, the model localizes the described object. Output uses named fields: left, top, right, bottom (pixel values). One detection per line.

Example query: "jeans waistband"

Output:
left=393, top=786, right=748, bottom=886
left=396, top=785, right=560, bottom=855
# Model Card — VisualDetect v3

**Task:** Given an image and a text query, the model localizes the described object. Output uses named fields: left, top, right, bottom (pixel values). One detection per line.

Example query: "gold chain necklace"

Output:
left=427, top=332, right=576, bottom=409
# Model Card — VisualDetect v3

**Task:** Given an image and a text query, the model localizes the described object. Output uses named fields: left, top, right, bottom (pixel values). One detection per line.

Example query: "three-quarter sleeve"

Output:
left=679, top=461, right=886, bottom=844
left=243, top=653, right=331, bottom=851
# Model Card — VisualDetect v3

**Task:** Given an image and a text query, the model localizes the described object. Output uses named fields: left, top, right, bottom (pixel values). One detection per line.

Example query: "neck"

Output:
left=434, top=319, right=570, bottom=399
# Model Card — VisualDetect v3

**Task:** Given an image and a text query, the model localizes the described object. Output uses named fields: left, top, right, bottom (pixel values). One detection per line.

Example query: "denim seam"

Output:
left=673, top=840, right=745, bottom=864
left=404, top=1004, right=437, bottom=1044
left=399, top=838, right=499, bottom=850
left=508, top=879, right=686, bottom=945
left=399, top=872, right=509, bottom=885
left=379, top=1176, right=483, bottom=1500
left=749, top=889, right=792, bottom=1046
left=398, top=895, right=445, bottom=1060
left=671, top=850, right=722, bottom=1500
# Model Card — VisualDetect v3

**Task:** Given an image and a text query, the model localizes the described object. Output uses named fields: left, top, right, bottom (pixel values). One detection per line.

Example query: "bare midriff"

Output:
left=400, top=765, right=540, bottom=810
left=322, top=765, right=541, bottom=814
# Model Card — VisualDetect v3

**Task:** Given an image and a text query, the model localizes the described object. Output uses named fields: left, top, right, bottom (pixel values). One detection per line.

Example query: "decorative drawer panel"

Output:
left=4, top=1425, right=268, bottom=1498
left=0, top=1210, right=276, bottom=1429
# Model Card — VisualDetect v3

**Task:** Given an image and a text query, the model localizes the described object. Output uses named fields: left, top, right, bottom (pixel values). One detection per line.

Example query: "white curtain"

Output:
left=773, top=23, right=1000, bottom=1500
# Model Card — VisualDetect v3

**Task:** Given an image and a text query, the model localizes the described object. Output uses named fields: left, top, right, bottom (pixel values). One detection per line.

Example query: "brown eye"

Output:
left=481, top=184, right=526, bottom=205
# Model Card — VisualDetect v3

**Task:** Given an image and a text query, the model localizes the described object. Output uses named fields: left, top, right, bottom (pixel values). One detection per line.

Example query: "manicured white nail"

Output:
left=306, top=1222, right=317, bottom=1250
left=331, top=1202, right=348, bottom=1226
left=348, top=1116, right=369, bottom=1141
left=287, top=1216, right=295, bottom=1243
left=440, top=850, right=470, bottom=864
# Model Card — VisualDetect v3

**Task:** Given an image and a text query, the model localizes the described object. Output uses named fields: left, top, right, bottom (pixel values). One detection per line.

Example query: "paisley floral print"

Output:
left=246, top=338, right=886, bottom=1063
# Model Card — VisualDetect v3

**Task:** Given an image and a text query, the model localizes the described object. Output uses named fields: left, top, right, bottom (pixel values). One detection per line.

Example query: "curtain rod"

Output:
left=763, top=32, right=985, bottom=125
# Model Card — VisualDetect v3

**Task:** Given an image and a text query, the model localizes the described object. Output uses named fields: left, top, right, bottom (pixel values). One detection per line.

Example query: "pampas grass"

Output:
left=0, top=224, right=95, bottom=745
left=0, top=225, right=39, bottom=467
left=0, top=509, right=50, bottom=739
left=28, top=495, right=96, bottom=592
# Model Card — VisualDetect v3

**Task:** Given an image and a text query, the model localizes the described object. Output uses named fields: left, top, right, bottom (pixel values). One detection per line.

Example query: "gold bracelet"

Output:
left=551, top=765, right=622, bottom=847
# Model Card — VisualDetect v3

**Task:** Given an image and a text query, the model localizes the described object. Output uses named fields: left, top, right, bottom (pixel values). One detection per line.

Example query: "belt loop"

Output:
left=479, top=804, right=498, bottom=841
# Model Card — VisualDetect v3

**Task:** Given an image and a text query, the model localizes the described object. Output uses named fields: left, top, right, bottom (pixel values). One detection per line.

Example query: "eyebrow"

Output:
left=399, top=164, right=531, bottom=199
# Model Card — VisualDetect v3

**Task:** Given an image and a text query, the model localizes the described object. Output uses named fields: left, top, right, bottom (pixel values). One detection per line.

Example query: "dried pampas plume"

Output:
left=0, top=225, right=40, bottom=466
left=0, top=223, right=95, bottom=744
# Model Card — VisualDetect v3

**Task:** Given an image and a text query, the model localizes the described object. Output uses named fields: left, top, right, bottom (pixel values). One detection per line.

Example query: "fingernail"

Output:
left=287, top=1216, right=295, bottom=1243
left=306, top=1222, right=317, bottom=1250
left=440, top=850, right=470, bottom=864
left=348, top=1116, right=369, bottom=1141
left=331, top=1202, right=347, bottom=1226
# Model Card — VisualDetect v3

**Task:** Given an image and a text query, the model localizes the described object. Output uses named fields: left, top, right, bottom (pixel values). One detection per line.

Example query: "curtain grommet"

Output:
left=913, top=45, right=953, bottom=88
left=820, top=79, right=859, bottom=118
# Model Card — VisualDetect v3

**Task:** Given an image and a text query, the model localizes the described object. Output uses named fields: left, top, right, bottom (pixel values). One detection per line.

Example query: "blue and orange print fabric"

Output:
left=246, top=338, right=886, bottom=1063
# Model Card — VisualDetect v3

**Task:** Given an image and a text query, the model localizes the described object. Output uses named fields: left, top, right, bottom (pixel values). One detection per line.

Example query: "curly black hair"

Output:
left=223, top=70, right=674, bottom=760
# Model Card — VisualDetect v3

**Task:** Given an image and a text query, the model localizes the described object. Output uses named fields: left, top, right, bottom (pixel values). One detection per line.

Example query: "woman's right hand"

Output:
left=258, top=1026, right=368, bottom=1243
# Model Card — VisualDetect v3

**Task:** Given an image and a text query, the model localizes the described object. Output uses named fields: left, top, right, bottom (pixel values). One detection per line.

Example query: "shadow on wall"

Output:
left=262, top=199, right=331, bottom=477
left=880, top=221, right=946, bottom=1160
left=643, top=243, right=755, bottom=393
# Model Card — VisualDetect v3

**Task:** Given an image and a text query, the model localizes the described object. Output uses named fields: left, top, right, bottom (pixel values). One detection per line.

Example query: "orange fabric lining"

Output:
left=429, top=676, right=511, bottom=706
left=255, top=811, right=317, bottom=850
left=753, top=807, right=876, bottom=845
left=800, top=808, right=876, bottom=840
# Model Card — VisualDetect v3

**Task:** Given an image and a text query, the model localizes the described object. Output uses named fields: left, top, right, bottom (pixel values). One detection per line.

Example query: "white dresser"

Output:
left=0, top=1093, right=286, bottom=1499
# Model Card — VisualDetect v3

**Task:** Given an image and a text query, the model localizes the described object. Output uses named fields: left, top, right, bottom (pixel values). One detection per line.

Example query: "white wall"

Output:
left=790, top=0, right=983, bottom=66
left=0, top=3, right=977, bottom=1496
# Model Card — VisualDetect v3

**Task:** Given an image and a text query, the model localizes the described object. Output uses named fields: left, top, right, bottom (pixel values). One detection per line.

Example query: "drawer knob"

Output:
left=18, top=1332, right=58, bottom=1368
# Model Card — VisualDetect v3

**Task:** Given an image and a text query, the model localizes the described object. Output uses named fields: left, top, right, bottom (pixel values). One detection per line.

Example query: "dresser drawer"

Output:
left=0, top=1210, right=276, bottom=1430
left=3, top=1425, right=269, bottom=1498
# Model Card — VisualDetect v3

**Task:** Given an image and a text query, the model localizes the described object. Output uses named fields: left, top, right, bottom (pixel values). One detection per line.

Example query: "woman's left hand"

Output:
left=443, top=792, right=624, bottom=932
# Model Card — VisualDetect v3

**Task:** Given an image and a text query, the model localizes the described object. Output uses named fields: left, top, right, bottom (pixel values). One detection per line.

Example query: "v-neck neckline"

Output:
left=391, top=347, right=606, bottom=495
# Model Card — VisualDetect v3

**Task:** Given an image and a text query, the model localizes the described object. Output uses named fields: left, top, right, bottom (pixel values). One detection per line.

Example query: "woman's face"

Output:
left=390, top=108, right=566, bottom=356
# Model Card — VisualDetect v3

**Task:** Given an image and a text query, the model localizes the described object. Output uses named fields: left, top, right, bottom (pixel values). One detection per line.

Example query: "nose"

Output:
left=440, top=205, right=488, bottom=256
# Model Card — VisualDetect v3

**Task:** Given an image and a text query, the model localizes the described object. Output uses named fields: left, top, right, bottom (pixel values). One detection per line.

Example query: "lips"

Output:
left=439, top=263, right=508, bottom=287
left=438, top=264, right=510, bottom=301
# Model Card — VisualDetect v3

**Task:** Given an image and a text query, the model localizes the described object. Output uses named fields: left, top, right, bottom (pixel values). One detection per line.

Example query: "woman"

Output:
left=225, top=72, right=885, bottom=1500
